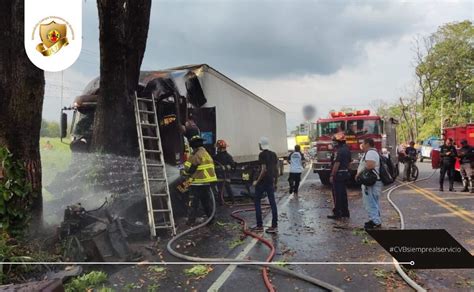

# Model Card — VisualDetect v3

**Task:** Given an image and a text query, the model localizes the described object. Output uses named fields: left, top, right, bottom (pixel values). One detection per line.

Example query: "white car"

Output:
left=420, top=139, right=442, bottom=162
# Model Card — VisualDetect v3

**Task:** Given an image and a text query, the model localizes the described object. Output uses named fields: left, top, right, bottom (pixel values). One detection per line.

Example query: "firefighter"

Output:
left=182, top=135, right=218, bottom=225
left=458, top=139, right=474, bottom=193
left=439, top=138, right=457, bottom=192
left=403, top=141, right=417, bottom=181
left=214, top=139, right=236, bottom=203
left=327, top=132, right=351, bottom=219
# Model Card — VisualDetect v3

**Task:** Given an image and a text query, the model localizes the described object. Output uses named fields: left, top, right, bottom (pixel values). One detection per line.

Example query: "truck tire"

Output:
left=420, top=156, right=424, bottom=162
left=318, top=172, right=331, bottom=186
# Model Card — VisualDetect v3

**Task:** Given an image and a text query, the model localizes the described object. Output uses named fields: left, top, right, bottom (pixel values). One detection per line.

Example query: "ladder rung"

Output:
left=155, top=225, right=174, bottom=229
left=137, top=98, right=154, bottom=102
left=143, top=136, right=159, bottom=140
left=141, top=123, right=158, bottom=127
left=144, top=149, right=161, bottom=153
left=149, top=178, right=166, bottom=181
left=147, top=163, right=164, bottom=167
left=151, top=193, right=168, bottom=197
left=153, top=209, right=171, bottom=212
left=139, top=110, right=155, bottom=114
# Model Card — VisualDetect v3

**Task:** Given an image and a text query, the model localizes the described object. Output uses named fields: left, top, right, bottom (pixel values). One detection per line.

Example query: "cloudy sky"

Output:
left=43, top=0, right=473, bottom=131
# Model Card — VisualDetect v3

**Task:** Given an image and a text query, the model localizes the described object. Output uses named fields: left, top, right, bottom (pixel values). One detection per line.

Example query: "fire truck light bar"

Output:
left=330, top=109, right=370, bottom=118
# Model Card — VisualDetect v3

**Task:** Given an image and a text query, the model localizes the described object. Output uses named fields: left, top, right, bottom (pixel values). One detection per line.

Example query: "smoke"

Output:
left=43, top=152, right=182, bottom=225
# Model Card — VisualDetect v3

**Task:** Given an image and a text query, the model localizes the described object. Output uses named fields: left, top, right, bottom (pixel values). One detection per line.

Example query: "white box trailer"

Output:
left=183, top=65, right=287, bottom=162
left=66, top=64, right=287, bottom=165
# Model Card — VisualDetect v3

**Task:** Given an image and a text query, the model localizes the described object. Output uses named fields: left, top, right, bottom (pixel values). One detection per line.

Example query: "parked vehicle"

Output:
left=432, top=124, right=474, bottom=177
left=420, top=137, right=442, bottom=162
left=61, top=64, right=288, bottom=186
left=312, top=110, right=399, bottom=185
left=287, top=136, right=296, bottom=152
left=295, top=135, right=310, bottom=153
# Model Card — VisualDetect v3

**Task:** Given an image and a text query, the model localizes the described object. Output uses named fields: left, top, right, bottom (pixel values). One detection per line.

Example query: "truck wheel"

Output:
left=319, top=173, right=331, bottom=185
left=420, top=157, right=424, bottom=162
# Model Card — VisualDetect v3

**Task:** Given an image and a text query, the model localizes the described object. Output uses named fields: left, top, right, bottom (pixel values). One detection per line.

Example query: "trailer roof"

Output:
left=143, top=64, right=285, bottom=115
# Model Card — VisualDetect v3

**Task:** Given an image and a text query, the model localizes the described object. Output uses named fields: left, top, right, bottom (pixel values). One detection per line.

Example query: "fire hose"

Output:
left=382, top=169, right=438, bottom=292
left=167, top=164, right=343, bottom=292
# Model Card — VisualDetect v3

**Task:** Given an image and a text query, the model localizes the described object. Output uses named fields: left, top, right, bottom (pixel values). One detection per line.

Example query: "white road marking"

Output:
left=207, top=167, right=312, bottom=292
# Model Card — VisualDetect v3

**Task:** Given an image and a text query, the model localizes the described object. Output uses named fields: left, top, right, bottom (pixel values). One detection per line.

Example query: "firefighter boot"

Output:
left=439, top=184, right=444, bottom=192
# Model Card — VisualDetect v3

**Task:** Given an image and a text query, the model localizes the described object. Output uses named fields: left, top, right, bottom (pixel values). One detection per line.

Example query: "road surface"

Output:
left=106, top=161, right=473, bottom=291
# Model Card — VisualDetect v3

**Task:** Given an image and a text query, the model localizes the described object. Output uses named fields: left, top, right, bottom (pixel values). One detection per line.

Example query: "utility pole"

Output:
left=440, top=97, right=444, bottom=136
left=60, top=71, right=64, bottom=109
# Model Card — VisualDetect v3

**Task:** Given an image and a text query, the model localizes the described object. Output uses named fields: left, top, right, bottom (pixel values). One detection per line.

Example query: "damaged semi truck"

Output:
left=60, top=64, right=287, bottom=215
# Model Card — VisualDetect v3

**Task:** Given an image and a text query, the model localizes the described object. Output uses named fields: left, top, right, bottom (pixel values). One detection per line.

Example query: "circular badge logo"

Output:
left=33, top=17, right=73, bottom=57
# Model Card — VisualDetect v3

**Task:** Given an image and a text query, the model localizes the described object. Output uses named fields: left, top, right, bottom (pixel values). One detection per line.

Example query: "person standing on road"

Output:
left=252, top=137, right=279, bottom=234
left=327, top=132, right=351, bottom=219
left=288, top=144, right=305, bottom=198
left=356, top=138, right=383, bottom=229
left=182, top=135, right=218, bottom=225
left=439, top=138, right=457, bottom=192
left=403, top=141, right=418, bottom=181
left=214, top=139, right=236, bottom=203
left=458, top=139, right=474, bottom=193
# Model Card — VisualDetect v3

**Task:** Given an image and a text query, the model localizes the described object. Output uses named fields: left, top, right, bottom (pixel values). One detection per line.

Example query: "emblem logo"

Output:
left=25, top=0, right=82, bottom=72
left=36, top=20, right=69, bottom=56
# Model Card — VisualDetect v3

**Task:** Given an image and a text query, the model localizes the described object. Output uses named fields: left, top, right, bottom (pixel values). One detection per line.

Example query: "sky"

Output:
left=43, top=0, right=473, bottom=132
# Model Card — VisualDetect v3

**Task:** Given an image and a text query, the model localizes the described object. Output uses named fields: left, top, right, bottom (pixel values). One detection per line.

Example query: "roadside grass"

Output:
left=40, top=137, right=71, bottom=201
left=64, top=271, right=108, bottom=292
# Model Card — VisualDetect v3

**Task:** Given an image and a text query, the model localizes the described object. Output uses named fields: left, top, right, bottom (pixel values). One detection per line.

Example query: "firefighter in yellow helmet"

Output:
left=182, top=135, right=218, bottom=225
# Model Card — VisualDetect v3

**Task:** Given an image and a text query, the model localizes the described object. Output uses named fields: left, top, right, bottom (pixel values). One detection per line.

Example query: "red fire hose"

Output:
left=230, top=207, right=276, bottom=292
left=167, top=164, right=342, bottom=292
left=217, top=162, right=276, bottom=291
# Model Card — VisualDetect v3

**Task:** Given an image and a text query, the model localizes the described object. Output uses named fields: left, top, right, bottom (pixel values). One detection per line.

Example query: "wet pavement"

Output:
left=104, top=162, right=473, bottom=291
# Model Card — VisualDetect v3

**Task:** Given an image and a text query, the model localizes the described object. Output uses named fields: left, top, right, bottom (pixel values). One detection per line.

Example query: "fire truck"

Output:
left=312, top=110, right=399, bottom=185
left=431, top=124, right=474, bottom=175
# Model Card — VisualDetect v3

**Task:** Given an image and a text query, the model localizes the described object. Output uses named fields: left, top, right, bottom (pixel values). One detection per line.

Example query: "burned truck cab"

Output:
left=61, top=94, right=97, bottom=153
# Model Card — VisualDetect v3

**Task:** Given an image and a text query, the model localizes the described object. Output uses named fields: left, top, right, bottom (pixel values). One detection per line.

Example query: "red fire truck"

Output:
left=312, top=110, right=399, bottom=185
left=431, top=124, right=474, bottom=174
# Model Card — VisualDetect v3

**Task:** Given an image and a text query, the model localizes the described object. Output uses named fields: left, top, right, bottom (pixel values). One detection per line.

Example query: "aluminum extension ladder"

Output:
left=133, top=93, right=176, bottom=237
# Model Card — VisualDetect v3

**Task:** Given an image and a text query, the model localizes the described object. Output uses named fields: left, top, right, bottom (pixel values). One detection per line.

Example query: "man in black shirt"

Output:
left=458, top=139, right=474, bottom=193
left=252, top=137, right=279, bottom=234
left=328, top=132, right=351, bottom=219
left=403, top=141, right=418, bottom=181
left=439, top=138, right=457, bottom=191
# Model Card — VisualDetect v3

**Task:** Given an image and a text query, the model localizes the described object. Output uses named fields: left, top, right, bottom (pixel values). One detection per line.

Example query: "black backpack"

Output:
left=379, top=155, right=395, bottom=185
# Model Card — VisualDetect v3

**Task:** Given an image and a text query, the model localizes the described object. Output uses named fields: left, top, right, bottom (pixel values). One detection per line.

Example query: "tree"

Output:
left=91, top=0, right=152, bottom=156
left=415, top=21, right=474, bottom=138
left=40, top=120, right=61, bottom=138
left=0, top=0, right=45, bottom=229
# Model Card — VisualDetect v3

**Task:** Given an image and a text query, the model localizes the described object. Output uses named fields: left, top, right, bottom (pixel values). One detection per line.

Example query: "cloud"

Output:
left=42, top=0, right=472, bottom=127
left=144, top=0, right=422, bottom=77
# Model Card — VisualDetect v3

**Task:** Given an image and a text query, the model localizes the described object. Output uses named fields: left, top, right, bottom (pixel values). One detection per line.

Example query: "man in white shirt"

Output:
left=356, top=138, right=383, bottom=229
left=288, top=145, right=305, bottom=198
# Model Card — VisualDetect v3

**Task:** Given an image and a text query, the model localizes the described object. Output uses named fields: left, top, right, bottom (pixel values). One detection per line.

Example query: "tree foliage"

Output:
left=376, top=20, right=474, bottom=143
left=0, top=147, right=33, bottom=236
left=40, top=120, right=61, bottom=138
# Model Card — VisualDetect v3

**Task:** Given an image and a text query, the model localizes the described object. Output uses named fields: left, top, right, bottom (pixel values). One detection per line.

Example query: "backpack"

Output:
left=379, top=155, right=395, bottom=185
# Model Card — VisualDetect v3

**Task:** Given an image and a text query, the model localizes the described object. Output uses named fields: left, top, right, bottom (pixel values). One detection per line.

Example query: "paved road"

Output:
left=107, top=162, right=473, bottom=291
left=389, top=162, right=474, bottom=290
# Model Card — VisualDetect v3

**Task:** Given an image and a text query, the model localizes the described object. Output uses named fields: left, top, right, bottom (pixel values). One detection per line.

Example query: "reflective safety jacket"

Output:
left=183, top=147, right=217, bottom=185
